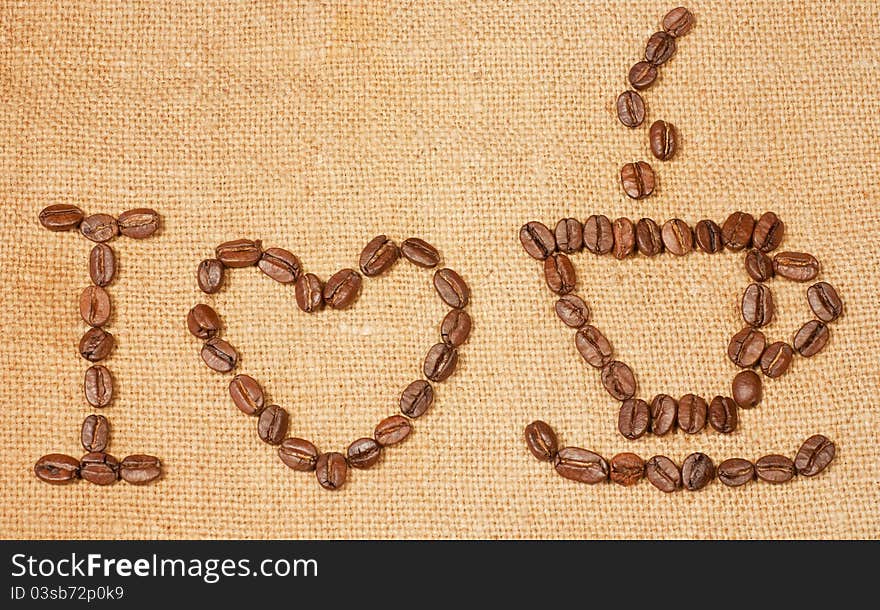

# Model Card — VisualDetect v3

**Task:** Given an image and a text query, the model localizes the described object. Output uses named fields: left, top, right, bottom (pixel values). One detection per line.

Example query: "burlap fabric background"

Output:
left=1, top=1, right=877, bottom=539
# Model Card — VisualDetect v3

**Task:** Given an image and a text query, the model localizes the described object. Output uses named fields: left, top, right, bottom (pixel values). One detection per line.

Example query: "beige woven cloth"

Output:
left=1, top=1, right=878, bottom=539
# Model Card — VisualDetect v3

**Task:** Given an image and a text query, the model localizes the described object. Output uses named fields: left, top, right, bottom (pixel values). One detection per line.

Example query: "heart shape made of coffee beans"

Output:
left=187, top=235, right=471, bottom=490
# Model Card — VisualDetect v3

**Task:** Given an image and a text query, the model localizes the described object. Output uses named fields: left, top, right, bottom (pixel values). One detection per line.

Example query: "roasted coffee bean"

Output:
left=554, top=447, right=609, bottom=484
left=347, top=437, right=382, bottom=469
left=650, top=120, right=677, bottom=161
left=423, top=343, right=458, bottom=382
left=257, top=405, right=289, bottom=445
left=793, top=320, right=829, bottom=357
left=727, top=326, right=766, bottom=368
left=635, top=217, right=663, bottom=256
left=359, top=235, right=399, bottom=277
left=81, top=414, right=110, bottom=452
left=628, top=61, right=658, bottom=90
left=661, top=218, right=692, bottom=255
left=200, top=338, right=238, bottom=373
left=610, top=453, right=645, bottom=486
left=601, top=361, right=636, bottom=401
left=616, top=90, right=646, bottom=128
left=663, top=6, right=695, bottom=37
left=721, top=211, right=755, bottom=251
left=433, top=268, right=469, bottom=308
left=554, top=218, right=583, bottom=254
left=618, top=399, right=650, bottom=439
left=89, top=244, right=116, bottom=287
left=731, top=369, right=762, bottom=408
left=117, top=208, right=160, bottom=238
left=807, top=282, right=843, bottom=322
left=441, top=309, right=472, bottom=347
left=555, top=294, right=590, bottom=328
left=745, top=249, right=775, bottom=282
left=650, top=394, right=677, bottom=436
left=612, top=217, right=636, bottom=259
left=760, top=341, right=794, bottom=378
left=324, top=269, right=362, bottom=309
left=197, top=258, right=225, bottom=294
left=279, top=438, right=319, bottom=471
left=582, top=215, right=614, bottom=255
left=694, top=219, right=724, bottom=253
left=794, top=434, right=835, bottom=477
left=80, top=214, right=118, bottom=243
left=400, top=237, right=441, bottom=268
left=39, top=204, right=84, bottom=231
left=621, top=162, right=655, bottom=199
left=258, top=247, right=301, bottom=284
left=315, top=452, right=347, bottom=490
left=741, top=283, right=774, bottom=327
left=774, top=251, right=819, bottom=282
left=79, top=285, right=111, bottom=327
left=755, top=454, right=795, bottom=483
left=681, top=453, right=714, bottom=491
left=575, top=325, right=613, bottom=368
left=216, top=239, right=262, bottom=268
left=718, top=458, right=755, bottom=487
left=119, top=454, right=162, bottom=484
left=677, top=394, right=707, bottom=434
left=80, top=452, right=119, bottom=485
left=645, top=455, right=681, bottom=492
left=79, top=328, right=114, bottom=362
left=84, top=365, right=113, bottom=408
left=708, top=396, right=738, bottom=433
left=752, top=211, right=784, bottom=252
left=519, top=221, right=556, bottom=260
left=524, top=420, right=558, bottom=462
left=543, top=253, right=576, bottom=295
left=645, top=31, right=676, bottom=65
left=374, top=415, right=412, bottom=446
left=295, top=273, right=324, bottom=313
left=228, top=374, right=265, bottom=416
left=34, top=454, right=80, bottom=484
left=399, top=379, right=434, bottom=418
left=187, top=303, right=222, bottom=340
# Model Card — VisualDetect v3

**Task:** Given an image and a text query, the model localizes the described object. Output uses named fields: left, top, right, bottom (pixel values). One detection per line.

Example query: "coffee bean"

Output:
left=524, top=420, right=558, bottom=462
left=645, top=31, right=676, bottom=65
left=187, top=303, right=222, bottom=339
left=681, top=453, right=714, bottom=491
left=200, top=338, right=238, bottom=373
left=347, top=438, right=382, bottom=469
left=119, top=455, right=162, bottom=484
left=519, top=221, right=556, bottom=260
left=278, top=438, right=319, bottom=471
left=80, top=214, right=119, bottom=243
left=258, top=247, right=301, bottom=284
left=741, top=283, right=774, bottom=327
left=677, top=394, right=707, bottom=434
left=721, top=211, right=755, bottom=251
left=575, top=325, right=613, bottom=368
left=601, top=361, right=636, bottom=400
left=731, top=370, right=762, bottom=408
left=650, top=121, right=677, bottom=161
left=228, top=374, right=265, bottom=416
left=433, top=268, right=469, bottom=308
left=359, top=235, right=399, bottom=277
left=315, top=452, right=347, bottom=490
left=555, top=218, right=583, bottom=254
left=440, top=309, right=472, bottom=347
left=610, top=453, right=645, bottom=486
left=612, top=217, right=636, bottom=259
left=399, top=379, right=434, bottom=418
left=84, top=365, right=113, bottom=408
left=793, top=320, right=829, bottom=357
left=554, top=447, right=609, bottom=484
left=621, top=162, right=655, bottom=199
left=400, top=237, right=441, bottom=268
left=295, top=273, right=324, bottom=313
left=650, top=394, right=677, bottom=436
left=117, top=208, right=160, bottom=239
left=39, top=204, right=84, bottom=231
left=663, top=7, right=695, bottom=37
left=583, top=215, right=614, bottom=255
left=79, top=327, right=114, bottom=362
left=34, top=454, right=80, bottom=484
left=628, top=61, right=658, bottom=90
left=635, top=217, right=663, bottom=256
left=324, top=268, right=362, bottom=309
left=661, top=218, right=692, bottom=255
left=645, top=455, right=681, bottom=492
left=718, top=458, right=754, bottom=487
left=543, top=253, right=576, bottom=295
left=727, top=326, right=766, bottom=368
left=774, top=251, right=819, bottom=282
left=744, top=249, right=775, bottom=282
left=80, top=452, right=119, bottom=485
left=555, top=295, right=590, bottom=328
left=423, top=343, right=458, bottom=382
left=752, top=211, right=784, bottom=252
left=708, top=396, right=738, bottom=433
left=216, top=239, right=262, bottom=268
left=760, top=341, right=794, bottom=378
left=81, top=414, right=110, bottom=452
left=374, top=415, right=412, bottom=446
left=618, top=398, right=650, bottom=439
left=616, top=90, right=646, bottom=128
left=807, top=282, right=842, bottom=322
left=79, top=285, right=111, bottom=327
left=257, top=405, right=289, bottom=445
left=694, top=219, right=723, bottom=253
left=197, top=259, right=225, bottom=294
left=89, top=244, right=116, bottom=287
left=794, top=434, right=835, bottom=477
left=755, top=454, right=795, bottom=483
